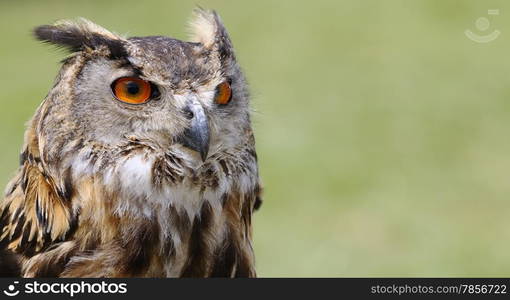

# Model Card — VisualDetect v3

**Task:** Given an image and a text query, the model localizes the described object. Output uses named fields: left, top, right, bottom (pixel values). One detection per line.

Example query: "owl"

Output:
left=0, top=9, right=262, bottom=277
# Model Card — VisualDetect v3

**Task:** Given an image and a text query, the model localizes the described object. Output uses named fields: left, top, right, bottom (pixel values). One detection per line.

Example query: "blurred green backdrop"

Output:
left=1, top=0, right=510, bottom=276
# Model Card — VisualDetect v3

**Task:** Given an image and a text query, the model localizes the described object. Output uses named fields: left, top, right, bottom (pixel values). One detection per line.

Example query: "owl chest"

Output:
left=70, top=150, right=256, bottom=277
left=98, top=189, right=251, bottom=278
left=79, top=155, right=239, bottom=276
left=138, top=189, right=227, bottom=277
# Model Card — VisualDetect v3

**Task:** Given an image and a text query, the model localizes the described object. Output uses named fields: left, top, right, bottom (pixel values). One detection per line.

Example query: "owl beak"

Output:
left=177, top=102, right=210, bottom=161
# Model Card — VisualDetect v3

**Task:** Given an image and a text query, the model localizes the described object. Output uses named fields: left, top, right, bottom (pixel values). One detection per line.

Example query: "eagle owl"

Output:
left=0, top=9, right=262, bottom=277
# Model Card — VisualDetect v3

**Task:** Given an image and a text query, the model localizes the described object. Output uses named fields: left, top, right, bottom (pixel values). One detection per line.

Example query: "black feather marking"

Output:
left=220, top=193, right=228, bottom=207
left=12, top=206, right=23, bottom=221
left=19, top=150, right=28, bottom=166
left=169, top=206, right=191, bottom=236
left=0, top=205, right=10, bottom=225
left=234, top=254, right=252, bottom=277
left=32, top=155, right=41, bottom=164
left=21, top=173, right=28, bottom=192
left=5, top=180, right=19, bottom=198
left=246, top=148, right=258, bottom=161
left=0, top=250, right=21, bottom=277
left=33, top=25, right=128, bottom=59
left=11, top=214, right=25, bottom=243
left=20, top=221, right=37, bottom=257
left=59, top=168, right=74, bottom=202
left=254, top=196, right=262, bottom=211
left=162, top=234, right=175, bottom=257
left=181, top=201, right=213, bottom=277
left=124, top=225, right=157, bottom=276
left=218, top=159, right=230, bottom=176
left=63, top=209, right=79, bottom=240
left=211, top=11, right=235, bottom=63
left=29, top=244, right=77, bottom=277
left=210, top=239, right=237, bottom=277
left=0, top=238, right=8, bottom=251
left=253, top=185, right=263, bottom=211
left=20, top=220, right=32, bottom=245
left=35, top=198, right=47, bottom=229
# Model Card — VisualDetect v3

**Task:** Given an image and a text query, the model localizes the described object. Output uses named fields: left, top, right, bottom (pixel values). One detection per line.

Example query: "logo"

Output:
left=3, top=281, right=20, bottom=297
left=465, top=9, right=500, bottom=43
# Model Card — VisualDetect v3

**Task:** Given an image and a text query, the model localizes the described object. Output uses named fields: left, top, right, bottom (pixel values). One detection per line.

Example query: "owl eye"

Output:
left=214, top=81, right=232, bottom=105
left=112, top=77, right=152, bottom=104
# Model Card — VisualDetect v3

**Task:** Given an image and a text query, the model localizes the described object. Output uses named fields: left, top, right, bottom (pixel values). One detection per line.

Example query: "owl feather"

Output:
left=0, top=8, right=262, bottom=278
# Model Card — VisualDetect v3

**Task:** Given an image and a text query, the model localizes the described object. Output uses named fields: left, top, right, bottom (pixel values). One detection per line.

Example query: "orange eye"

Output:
left=215, top=81, right=232, bottom=105
left=112, top=77, right=152, bottom=104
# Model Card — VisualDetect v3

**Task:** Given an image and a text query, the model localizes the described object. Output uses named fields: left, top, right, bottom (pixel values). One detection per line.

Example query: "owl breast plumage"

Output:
left=0, top=9, right=262, bottom=277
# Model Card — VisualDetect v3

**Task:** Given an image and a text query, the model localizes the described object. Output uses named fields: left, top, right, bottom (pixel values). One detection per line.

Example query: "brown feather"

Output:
left=1, top=10, right=261, bottom=278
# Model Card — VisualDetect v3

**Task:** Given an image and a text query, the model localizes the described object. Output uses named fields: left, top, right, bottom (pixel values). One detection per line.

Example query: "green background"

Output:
left=1, top=0, right=510, bottom=276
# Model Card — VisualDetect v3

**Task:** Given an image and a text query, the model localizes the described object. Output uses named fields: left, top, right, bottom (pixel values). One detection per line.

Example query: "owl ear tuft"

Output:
left=34, top=18, right=127, bottom=58
left=189, top=8, right=235, bottom=60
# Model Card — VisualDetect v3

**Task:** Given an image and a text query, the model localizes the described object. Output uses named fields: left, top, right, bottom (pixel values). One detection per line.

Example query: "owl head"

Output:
left=33, top=9, right=251, bottom=165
